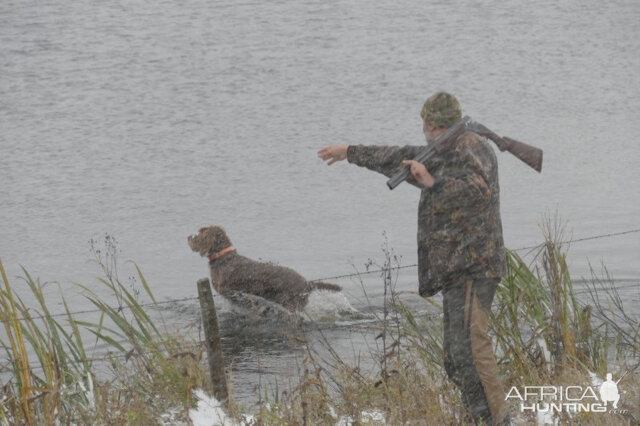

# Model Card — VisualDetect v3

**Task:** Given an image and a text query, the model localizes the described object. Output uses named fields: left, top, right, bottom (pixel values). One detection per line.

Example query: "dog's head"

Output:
left=187, top=226, right=233, bottom=257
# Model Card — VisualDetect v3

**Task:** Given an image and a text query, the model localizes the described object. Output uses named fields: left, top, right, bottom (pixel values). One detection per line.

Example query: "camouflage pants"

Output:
left=443, top=277, right=508, bottom=425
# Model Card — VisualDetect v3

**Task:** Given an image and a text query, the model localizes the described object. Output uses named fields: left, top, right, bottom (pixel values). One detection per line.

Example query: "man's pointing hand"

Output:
left=318, top=145, right=348, bottom=165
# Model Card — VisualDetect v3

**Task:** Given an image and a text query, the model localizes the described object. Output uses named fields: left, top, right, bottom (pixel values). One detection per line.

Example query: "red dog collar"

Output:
left=208, top=246, right=235, bottom=262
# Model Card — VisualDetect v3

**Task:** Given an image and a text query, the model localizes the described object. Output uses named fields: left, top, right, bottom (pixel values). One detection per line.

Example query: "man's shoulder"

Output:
left=456, top=131, right=488, bottom=150
left=454, top=131, right=497, bottom=161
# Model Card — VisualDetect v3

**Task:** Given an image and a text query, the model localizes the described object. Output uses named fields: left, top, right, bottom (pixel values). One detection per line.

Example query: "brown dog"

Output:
left=188, top=226, right=341, bottom=312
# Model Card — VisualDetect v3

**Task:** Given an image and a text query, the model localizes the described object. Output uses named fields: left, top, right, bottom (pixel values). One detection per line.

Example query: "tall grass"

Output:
left=1, top=226, right=638, bottom=424
left=0, top=260, right=99, bottom=425
left=0, top=236, right=211, bottom=424
left=252, top=223, right=640, bottom=425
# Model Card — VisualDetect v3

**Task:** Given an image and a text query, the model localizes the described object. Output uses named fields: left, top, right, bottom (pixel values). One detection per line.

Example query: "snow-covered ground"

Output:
left=160, top=389, right=387, bottom=426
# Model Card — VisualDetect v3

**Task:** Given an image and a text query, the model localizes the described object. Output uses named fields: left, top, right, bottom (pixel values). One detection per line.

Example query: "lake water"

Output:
left=2, top=0, right=639, bottom=409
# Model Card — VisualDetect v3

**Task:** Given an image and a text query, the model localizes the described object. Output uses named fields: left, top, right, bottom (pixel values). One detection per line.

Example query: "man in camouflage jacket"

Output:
left=318, top=92, right=510, bottom=425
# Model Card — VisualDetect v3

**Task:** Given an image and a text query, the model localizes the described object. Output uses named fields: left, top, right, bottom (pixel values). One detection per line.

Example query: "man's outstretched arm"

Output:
left=318, top=144, right=424, bottom=184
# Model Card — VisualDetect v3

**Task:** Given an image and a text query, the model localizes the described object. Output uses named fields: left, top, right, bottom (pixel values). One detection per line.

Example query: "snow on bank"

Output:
left=169, top=389, right=386, bottom=426
left=158, top=390, right=255, bottom=426
left=188, top=389, right=236, bottom=426
left=187, top=390, right=250, bottom=426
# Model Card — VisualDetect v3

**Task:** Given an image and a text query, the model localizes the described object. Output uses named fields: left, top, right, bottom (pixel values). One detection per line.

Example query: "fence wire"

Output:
left=1, top=227, right=639, bottom=325
left=0, top=226, right=638, bottom=376
left=311, top=228, right=640, bottom=283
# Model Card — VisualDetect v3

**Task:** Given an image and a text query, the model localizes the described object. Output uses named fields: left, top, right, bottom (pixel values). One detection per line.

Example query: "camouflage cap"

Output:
left=420, top=92, right=462, bottom=128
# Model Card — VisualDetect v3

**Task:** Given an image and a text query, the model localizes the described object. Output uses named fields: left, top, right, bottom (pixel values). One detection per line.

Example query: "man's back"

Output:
left=418, top=131, right=505, bottom=295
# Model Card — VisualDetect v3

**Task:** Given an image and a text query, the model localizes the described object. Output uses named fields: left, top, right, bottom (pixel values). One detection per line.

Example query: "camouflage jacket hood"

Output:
left=347, top=131, right=505, bottom=296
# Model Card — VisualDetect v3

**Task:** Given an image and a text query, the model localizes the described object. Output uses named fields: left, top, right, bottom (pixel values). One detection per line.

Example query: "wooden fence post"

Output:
left=197, top=278, right=228, bottom=404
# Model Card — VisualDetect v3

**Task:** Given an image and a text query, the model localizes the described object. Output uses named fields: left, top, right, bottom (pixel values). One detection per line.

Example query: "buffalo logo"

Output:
left=599, top=373, right=620, bottom=409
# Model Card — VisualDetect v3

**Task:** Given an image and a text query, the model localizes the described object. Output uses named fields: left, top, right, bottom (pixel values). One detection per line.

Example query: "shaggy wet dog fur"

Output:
left=188, top=226, right=341, bottom=311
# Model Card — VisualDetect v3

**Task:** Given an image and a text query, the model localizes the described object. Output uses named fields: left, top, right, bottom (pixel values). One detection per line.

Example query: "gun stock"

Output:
left=502, top=136, right=543, bottom=172
left=469, top=121, right=543, bottom=173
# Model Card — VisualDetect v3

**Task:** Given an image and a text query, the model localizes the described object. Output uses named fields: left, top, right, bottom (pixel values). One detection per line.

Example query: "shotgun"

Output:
left=386, top=116, right=543, bottom=190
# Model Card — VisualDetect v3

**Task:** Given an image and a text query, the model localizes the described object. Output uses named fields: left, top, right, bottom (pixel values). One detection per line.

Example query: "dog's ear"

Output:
left=190, top=226, right=232, bottom=257
left=207, top=226, right=232, bottom=252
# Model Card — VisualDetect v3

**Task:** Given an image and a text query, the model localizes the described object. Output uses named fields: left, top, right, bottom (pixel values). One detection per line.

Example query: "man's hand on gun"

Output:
left=401, top=160, right=435, bottom=189
left=317, top=145, right=348, bottom=165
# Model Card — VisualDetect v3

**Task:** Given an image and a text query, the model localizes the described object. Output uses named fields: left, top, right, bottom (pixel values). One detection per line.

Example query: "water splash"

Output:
left=302, top=289, right=365, bottom=322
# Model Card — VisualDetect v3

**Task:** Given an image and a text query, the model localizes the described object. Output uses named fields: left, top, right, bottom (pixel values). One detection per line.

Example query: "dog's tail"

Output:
left=311, top=282, right=342, bottom=292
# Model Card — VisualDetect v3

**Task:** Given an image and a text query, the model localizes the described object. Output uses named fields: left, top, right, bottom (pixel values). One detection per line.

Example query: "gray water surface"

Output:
left=2, top=0, right=640, bottom=408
